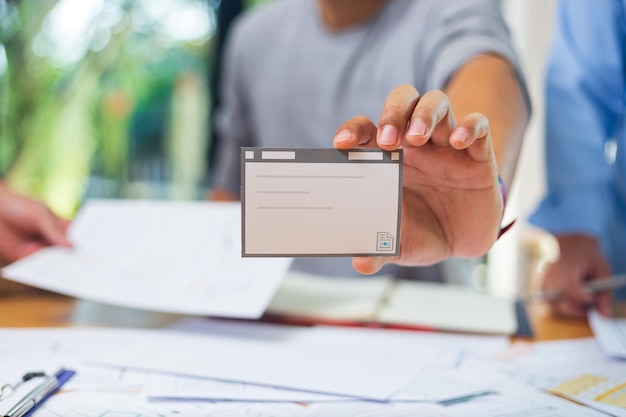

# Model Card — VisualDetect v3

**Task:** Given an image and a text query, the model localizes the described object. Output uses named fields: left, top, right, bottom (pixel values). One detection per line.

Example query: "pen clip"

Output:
left=0, top=373, right=46, bottom=402
left=3, top=368, right=75, bottom=417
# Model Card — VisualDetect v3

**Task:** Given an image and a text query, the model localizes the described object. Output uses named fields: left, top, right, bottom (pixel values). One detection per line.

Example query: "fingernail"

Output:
left=451, top=128, right=468, bottom=144
left=334, top=129, right=353, bottom=144
left=407, top=118, right=427, bottom=136
left=379, top=125, right=398, bottom=145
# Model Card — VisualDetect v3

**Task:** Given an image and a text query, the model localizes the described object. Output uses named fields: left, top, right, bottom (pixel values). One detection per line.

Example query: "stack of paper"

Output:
left=0, top=319, right=606, bottom=417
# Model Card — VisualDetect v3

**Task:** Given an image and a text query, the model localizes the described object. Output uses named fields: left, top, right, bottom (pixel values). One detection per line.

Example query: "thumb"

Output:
left=595, top=291, right=613, bottom=317
left=36, top=208, right=72, bottom=248
left=352, top=256, right=389, bottom=275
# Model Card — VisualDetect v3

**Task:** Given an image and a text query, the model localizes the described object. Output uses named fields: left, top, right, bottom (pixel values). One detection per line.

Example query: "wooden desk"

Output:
left=524, top=303, right=594, bottom=341
left=0, top=281, right=595, bottom=341
left=0, top=281, right=185, bottom=328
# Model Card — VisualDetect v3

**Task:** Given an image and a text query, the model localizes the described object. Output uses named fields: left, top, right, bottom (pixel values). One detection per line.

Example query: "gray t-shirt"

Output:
left=212, top=0, right=526, bottom=280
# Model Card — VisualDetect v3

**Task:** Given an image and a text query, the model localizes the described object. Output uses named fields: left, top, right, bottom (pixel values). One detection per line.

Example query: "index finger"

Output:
left=35, top=205, right=72, bottom=248
left=376, top=84, right=420, bottom=150
left=333, top=115, right=379, bottom=149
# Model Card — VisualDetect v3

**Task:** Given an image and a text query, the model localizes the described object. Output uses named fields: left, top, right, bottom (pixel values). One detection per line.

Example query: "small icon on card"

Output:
left=376, top=232, right=394, bottom=252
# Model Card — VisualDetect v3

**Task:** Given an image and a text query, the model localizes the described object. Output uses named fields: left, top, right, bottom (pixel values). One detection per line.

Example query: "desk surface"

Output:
left=0, top=281, right=594, bottom=341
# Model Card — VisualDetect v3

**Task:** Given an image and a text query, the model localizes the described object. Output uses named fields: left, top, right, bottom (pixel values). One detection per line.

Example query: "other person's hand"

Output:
left=540, top=234, right=612, bottom=318
left=0, top=182, right=72, bottom=265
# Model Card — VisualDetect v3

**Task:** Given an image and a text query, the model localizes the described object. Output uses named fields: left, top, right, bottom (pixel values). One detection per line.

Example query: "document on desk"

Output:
left=145, top=319, right=508, bottom=402
left=300, top=384, right=604, bottom=417
left=241, top=148, right=402, bottom=256
left=299, top=353, right=604, bottom=416
left=144, top=351, right=501, bottom=403
left=494, top=337, right=626, bottom=416
left=588, top=309, right=626, bottom=359
left=1, top=200, right=292, bottom=318
left=3, top=324, right=602, bottom=416
left=0, top=323, right=506, bottom=405
left=89, top=317, right=494, bottom=400
left=0, top=326, right=342, bottom=407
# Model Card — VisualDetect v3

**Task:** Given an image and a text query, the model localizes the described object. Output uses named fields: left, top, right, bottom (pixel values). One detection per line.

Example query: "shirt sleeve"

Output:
left=530, top=0, right=626, bottom=238
left=422, top=0, right=530, bottom=112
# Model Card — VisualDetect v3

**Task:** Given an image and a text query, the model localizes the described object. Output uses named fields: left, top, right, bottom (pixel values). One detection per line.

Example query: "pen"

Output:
left=438, top=390, right=497, bottom=406
left=527, top=274, right=626, bottom=303
left=3, top=368, right=75, bottom=417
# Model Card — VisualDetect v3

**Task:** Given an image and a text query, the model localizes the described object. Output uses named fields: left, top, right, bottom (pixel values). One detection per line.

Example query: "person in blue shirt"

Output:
left=0, top=181, right=71, bottom=265
left=530, top=0, right=626, bottom=318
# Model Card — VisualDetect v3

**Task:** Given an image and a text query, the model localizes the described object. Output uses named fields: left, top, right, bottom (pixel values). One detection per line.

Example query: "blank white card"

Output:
left=242, top=148, right=402, bottom=257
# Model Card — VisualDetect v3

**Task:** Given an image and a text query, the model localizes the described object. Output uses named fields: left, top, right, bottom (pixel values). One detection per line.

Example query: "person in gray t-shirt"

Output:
left=210, top=0, right=530, bottom=281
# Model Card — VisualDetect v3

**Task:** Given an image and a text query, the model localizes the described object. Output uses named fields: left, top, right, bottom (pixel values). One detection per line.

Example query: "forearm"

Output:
left=445, top=54, right=529, bottom=189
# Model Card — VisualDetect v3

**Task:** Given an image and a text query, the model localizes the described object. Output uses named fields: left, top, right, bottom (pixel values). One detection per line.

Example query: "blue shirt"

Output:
left=530, top=0, right=626, bottom=274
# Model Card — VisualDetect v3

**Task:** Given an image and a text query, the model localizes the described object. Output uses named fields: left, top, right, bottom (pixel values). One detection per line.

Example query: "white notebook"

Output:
left=266, top=271, right=518, bottom=334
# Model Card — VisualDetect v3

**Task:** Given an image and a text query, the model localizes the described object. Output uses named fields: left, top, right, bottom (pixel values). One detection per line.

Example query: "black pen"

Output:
left=527, top=274, right=626, bottom=303
left=3, top=368, right=75, bottom=417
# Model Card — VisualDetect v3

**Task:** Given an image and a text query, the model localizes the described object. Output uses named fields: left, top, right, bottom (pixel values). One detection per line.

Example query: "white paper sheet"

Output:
left=492, top=337, right=626, bottom=416
left=0, top=324, right=503, bottom=406
left=87, top=317, right=508, bottom=401
left=0, top=321, right=492, bottom=403
left=88, top=319, right=440, bottom=400
left=420, top=353, right=610, bottom=417
left=589, top=309, right=626, bottom=359
left=0, top=325, right=602, bottom=416
left=144, top=337, right=508, bottom=403
left=2, top=199, right=292, bottom=318
left=301, top=384, right=603, bottom=417
left=144, top=373, right=347, bottom=402
left=0, top=327, right=159, bottom=416
left=0, top=326, right=341, bottom=411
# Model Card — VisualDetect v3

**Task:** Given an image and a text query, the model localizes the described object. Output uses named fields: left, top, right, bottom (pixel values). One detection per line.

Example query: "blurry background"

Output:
left=0, top=0, right=557, bottom=297
left=0, top=0, right=259, bottom=215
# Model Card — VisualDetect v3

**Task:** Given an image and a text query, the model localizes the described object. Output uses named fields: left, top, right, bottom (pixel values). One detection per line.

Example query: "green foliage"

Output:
left=0, top=0, right=213, bottom=216
left=245, top=0, right=273, bottom=8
